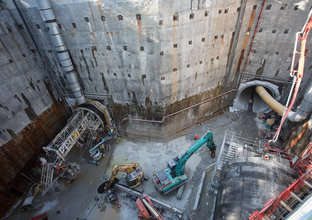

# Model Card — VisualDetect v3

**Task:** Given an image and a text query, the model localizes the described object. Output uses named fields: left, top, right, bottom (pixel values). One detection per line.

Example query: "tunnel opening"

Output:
left=238, top=85, right=274, bottom=113
left=233, top=80, right=280, bottom=113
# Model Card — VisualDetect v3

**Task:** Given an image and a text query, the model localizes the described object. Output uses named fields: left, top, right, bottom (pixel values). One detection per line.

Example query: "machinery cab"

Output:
left=167, top=156, right=179, bottom=178
left=125, top=167, right=143, bottom=188
left=152, top=156, right=180, bottom=193
left=98, top=163, right=144, bottom=194
left=152, top=131, right=216, bottom=194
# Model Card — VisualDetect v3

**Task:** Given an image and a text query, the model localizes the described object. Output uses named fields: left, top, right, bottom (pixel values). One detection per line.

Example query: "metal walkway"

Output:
left=40, top=100, right=113, bottom=191
left=209, top=131, right=260, bottom=189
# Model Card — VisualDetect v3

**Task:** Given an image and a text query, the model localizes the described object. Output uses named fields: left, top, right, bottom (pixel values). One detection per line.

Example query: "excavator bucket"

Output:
left=97, top=179, right=119, bottom=194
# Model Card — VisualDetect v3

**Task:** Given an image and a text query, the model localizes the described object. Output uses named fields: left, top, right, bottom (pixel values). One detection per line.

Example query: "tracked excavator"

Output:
left=152, top=131, right=215, bottom=194
left=97, top=163, right=144, bottom=199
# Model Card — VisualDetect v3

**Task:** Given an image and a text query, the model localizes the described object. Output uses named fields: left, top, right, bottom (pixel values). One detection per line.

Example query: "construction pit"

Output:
left=1, top=1, right=312, bottom=220
left=8, top=111, right=261, bottom=220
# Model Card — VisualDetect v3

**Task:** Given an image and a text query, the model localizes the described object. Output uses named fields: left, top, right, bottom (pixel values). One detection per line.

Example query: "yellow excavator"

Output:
left=97, top=163, right=144, bottom=195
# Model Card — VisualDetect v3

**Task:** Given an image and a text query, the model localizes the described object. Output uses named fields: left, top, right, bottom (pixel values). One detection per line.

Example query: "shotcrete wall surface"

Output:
left=214, top=157, right=297, bottom=220
left=2, top=0, right=311, bottom=138
left=0, top=8, right=57, bottom=145
left=0, top=6, right=71, bottom=215
left=16, top=0, right=242, bottom=110
left=0, top=101, right=70, bottom=217
left=231, top=1, right=312, bottom=84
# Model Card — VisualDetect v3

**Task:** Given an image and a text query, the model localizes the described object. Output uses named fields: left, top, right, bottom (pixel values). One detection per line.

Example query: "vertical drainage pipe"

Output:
left=223, top=0, right=247, bottom=90
left=36, top=0, right=85, bottom=104
left=239, top=0, right=266, bottom=85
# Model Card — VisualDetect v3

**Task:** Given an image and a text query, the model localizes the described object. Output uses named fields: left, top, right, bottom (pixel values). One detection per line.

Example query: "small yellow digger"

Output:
left=97, top=163, right=144, bottom=202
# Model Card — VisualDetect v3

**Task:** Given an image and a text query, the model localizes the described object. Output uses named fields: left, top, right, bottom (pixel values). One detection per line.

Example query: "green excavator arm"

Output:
left=174, top=131, right=215, bottom=176
left=152, top=131, right=215, bottom=194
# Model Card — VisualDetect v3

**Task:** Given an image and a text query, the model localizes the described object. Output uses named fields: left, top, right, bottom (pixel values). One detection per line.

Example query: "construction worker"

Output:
left=262, top=154, right=270, bottom=160
left=247, top=98, right=253, bottom=112
left=207, top=142, right=216, bottom=158
left=194, top=134, right=199, bottom=140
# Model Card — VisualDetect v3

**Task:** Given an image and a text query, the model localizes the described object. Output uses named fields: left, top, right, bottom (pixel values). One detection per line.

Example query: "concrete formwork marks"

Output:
left=171, top=20, right=179, bottom=103
left=6, top=0, right=243, bottom=108
left=3, top=0, right=311, bottom=111
left=239, top=0, right=312, bottom=82
left=2, top=0, right=312, bottom=137
left=0, top=9, right=55, bottom=145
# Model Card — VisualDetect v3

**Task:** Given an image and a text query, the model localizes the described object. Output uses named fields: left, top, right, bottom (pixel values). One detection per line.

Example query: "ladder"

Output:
left=217, top=135, right=237, bottom=170
left=40, top=163, right=54, bottom=190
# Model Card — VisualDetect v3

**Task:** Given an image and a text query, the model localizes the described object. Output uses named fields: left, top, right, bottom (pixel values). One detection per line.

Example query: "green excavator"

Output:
left=152, top=131, right=215, bottom=194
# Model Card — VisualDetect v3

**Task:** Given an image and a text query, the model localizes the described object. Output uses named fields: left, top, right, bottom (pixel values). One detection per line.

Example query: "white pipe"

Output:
left=36, top=0, right=85, bottom=104
left=142, top=198, right=160, bottom=218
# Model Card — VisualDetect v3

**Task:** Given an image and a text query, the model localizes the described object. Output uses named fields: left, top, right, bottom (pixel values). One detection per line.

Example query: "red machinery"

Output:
left=249, top=167, right=312, bottom=220
left=249, top=10, right=312, bottom=219
left=270, top=10, right=312, bottom=142
left=136, top=194, right=165, bottom=220
left=293, top=142, right=312, bottom=175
